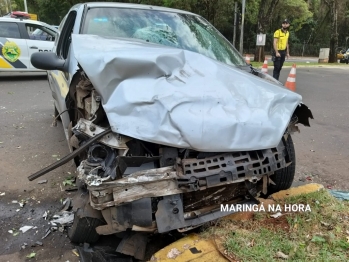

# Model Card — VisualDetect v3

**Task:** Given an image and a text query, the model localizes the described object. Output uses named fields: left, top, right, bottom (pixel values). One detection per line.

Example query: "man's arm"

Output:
left=273, top=38, right=280, bottom=57
left=286, top=41, right=290, bottom=59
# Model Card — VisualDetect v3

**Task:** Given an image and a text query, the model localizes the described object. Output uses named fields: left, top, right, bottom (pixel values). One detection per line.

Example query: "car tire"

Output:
left=68, top=209, right=104, bottom=244
left=54, top=105, right=62, bottom=121
left=268, top=135, right=296, bottom=194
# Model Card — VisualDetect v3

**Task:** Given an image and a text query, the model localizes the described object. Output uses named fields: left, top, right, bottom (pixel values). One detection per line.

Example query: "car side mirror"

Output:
left=31, top=52, right=65, bottom=70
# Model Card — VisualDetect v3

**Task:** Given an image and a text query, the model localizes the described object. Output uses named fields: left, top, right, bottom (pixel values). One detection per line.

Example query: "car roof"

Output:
left=0, top=17, right=58, bottom=32
left=73, top=2, right=197, bottom=16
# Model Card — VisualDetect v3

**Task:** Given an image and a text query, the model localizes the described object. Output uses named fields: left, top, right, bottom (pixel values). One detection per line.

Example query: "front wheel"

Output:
left=268, top=134, right=296, bottom=194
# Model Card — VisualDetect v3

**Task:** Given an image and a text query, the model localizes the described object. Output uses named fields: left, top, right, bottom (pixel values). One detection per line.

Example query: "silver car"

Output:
left=29, top=2, right=313, bottom=260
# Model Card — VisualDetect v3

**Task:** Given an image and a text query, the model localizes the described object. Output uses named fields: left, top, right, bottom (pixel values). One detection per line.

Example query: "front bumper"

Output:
left=78, top=138, right=289, bottom=233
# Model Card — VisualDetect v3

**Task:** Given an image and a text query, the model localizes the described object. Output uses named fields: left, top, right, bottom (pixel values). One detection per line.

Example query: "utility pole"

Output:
left=239, top=0, right=245, bottom=55
left=24, top=0, right=28, bottom=12
left=233, top=2, right=238, bottom=47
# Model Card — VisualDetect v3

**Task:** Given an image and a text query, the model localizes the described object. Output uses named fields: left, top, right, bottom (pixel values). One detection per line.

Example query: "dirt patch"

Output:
left=0, top=190, right=79, bottom=262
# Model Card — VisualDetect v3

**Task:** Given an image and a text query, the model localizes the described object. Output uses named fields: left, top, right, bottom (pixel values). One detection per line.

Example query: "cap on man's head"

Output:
left=282, top=19, right=290, bottom=24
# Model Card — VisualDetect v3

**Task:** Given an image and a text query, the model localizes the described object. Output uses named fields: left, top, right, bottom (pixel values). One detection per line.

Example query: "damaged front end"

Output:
left=75, top=116, right=293, bottom=235
left=59, top=73, right=312, bottom=237
left=28, top=66, right=312, bottom=259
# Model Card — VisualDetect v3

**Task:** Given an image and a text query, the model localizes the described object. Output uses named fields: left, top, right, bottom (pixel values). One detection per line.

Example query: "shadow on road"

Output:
left=0, top=72, right=48, bottom=81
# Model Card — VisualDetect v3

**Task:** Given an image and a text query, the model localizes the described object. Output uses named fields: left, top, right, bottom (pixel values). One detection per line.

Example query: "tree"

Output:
left=254, top=0, right=280, bottom=62
left=324, top=0, right=338, bottom=63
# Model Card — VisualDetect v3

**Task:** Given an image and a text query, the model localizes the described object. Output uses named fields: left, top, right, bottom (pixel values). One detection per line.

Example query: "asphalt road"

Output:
left=0, top=66, right=349, bottom=260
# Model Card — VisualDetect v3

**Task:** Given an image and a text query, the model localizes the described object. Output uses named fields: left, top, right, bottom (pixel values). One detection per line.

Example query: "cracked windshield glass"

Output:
left=82, top=7, right=246, bottom=66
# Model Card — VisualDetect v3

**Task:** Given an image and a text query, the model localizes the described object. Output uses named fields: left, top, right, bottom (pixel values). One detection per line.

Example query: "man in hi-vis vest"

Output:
left=272, top=19, right=290, bottom=80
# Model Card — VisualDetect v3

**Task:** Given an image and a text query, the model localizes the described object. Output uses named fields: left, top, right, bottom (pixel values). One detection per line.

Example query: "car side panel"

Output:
left=48, top=70, right=70, bottom=127
left=26, top=39, right=55, bottom=69
left=0, top=36, right=30, bottom=71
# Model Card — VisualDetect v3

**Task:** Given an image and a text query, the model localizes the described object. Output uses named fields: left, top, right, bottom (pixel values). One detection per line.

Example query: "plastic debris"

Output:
left=37, top=179, right=48, bottom=184
left=8, top=230, right=13, bottom=234
left=20, top=226, right=33, bottom=233
left=50, top=211, right=74, bottom=225
left=0, top=192, right=5, bottom=196
left=270, top=212, right=283, bottom=218
left=72, top=249, right=79, bottom=257
left=21, top=243, right=28, bottom=250
left=43, top=211, right=48, bottom=220
left=26, top=252, right=36, bottom=259
left=329, top=190, right=349, bottom=200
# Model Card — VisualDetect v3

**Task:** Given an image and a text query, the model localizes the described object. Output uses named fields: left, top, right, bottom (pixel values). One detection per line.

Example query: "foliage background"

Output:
left=2, top=0, right=349, bottom=57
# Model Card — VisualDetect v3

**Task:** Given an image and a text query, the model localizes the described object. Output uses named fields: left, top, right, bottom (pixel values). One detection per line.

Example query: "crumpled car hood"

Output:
left=72, top=34, right=302, bottom=152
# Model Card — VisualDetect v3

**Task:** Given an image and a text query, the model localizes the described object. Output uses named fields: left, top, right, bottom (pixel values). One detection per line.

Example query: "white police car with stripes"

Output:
left=0, top=17, right=58, bottom=71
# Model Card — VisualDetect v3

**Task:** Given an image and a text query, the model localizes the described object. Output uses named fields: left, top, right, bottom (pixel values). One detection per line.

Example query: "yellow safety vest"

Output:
left=274, top=29, right=289, bottom=51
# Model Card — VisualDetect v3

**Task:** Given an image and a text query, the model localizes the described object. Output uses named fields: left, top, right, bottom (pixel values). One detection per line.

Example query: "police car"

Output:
left=0, top=17, right=58, bottom=72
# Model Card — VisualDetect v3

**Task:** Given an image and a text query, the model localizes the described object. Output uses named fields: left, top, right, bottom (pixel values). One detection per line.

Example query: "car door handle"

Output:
left=30, top=46, right=38, bottom=49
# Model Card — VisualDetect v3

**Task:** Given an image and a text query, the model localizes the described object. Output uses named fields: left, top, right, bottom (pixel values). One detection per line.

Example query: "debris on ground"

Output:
left=329, top=190, right=349, bottom=200
left=31, top=241, right=43, bottom=247
left=21, top=243, right=28, bottom=250
left=42, top=228, right=52, bottom=240
left=26, top=252, right=36, bottom=259
left=61, top=198, right=71, bottom=211
left=43, top=211, right=48, bottom=220
left=275, top=251, right=289, bottom=259
left=0, top=192, right=5, bottom=196
left=37, top=179, right=48, bottom=184
left=19, top=226, right=34, bottom=233
left=51, top=211, right=74, bottom=225
left=270, top=212, right=283, bottom=218
left=167, top=248, right=181, bottom=259
left=72, top=249, right=79, bottom=257
left=63, top=176, right=75, bottom=187
left=9, top=229, right=20, bottom=236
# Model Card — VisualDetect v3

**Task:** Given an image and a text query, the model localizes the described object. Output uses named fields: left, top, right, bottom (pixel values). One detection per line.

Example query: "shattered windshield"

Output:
left=82, top=7, right=246, bottom=66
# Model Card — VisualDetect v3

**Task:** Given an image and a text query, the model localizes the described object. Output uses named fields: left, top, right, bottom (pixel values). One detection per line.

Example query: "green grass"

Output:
left=250, top=61, right=349, bottom=68
left=207, top=189, right=349, bottom=262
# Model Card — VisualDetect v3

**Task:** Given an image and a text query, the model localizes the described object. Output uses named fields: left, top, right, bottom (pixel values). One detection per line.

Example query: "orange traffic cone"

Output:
left=285, top=64, right=296, bottom=92
left=261, top=58, right=268, bottom=73
left=245, top=54, right=251, bottom=64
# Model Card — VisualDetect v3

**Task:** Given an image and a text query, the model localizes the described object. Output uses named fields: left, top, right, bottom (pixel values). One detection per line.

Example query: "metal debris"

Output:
left=42, top=228, right=52, bottom=239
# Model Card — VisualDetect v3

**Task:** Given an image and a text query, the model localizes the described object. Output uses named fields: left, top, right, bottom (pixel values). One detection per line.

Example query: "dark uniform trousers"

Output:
left=273, top=50, right=286, bottom=80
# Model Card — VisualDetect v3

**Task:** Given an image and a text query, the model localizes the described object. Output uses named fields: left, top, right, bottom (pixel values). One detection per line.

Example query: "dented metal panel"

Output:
left=72, top=34, right=303, bottom=152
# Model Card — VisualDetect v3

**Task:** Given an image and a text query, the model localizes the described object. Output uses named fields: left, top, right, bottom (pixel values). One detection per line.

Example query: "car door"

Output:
left=0, top=21, right=30, bottom=71
left=24, top=22, right=57, bottom=69
left=49, top=10, right=77, bottom=131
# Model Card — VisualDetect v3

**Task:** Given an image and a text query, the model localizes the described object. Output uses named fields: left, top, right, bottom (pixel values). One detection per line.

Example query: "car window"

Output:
left=25, top=23, right=56, bottom=41
left=82, top=8, right=246, bottom=66
left=0, top=22, right=21, bottom=38
left=57, top=11, right=76, bottom=60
